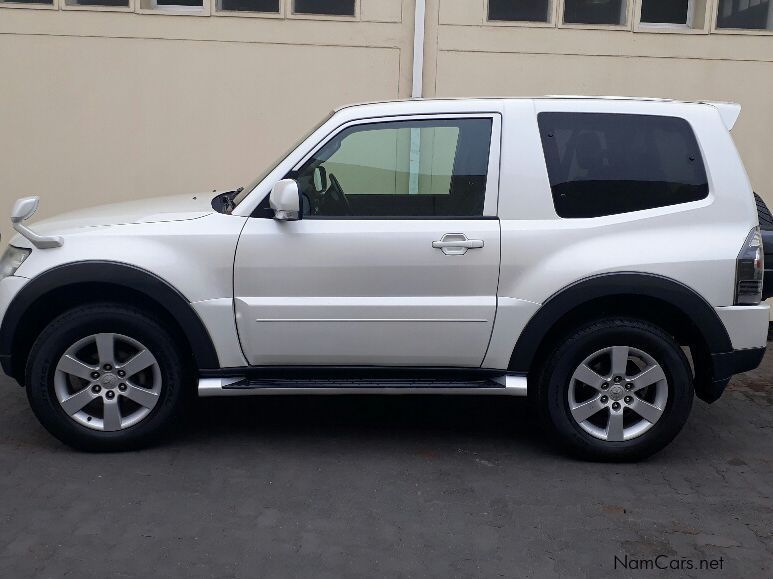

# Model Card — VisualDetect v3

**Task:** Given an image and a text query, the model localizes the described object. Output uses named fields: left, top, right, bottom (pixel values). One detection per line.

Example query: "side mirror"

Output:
left=11, top=196, right=39, bottom=224
left=269, top=179, right=301, bottom=221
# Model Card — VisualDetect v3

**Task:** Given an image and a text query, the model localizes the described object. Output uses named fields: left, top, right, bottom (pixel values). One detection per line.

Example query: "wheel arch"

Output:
left=0, top=261, right=220, bottom=384
left=509, top=273, right=732, bottom=399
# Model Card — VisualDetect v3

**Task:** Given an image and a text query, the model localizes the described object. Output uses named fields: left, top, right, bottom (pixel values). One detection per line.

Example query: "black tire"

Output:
left=537, top=318, right=694, bottom=462
left=754, top=192, right=773, bottom=231
left=26, top=303, right=189, bottom=451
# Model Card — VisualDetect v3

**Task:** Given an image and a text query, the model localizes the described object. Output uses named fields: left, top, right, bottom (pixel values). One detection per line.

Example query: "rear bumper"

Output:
left=711, top=347, right=766, bottom=379
left=699, top=304, right=768, bottom=403
left=695, top=304, right=770, bottom=403
left=714, top=304, right=769, bottom=350
left=699, top=347, right=767, bottom=403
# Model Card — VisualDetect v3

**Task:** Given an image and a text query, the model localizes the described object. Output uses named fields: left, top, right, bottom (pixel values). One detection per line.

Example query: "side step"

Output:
left=198, top=374, right=527, bottom=397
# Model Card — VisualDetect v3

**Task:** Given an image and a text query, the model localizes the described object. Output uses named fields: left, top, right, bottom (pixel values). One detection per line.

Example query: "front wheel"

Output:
left=538, top=318, right=694, bottom=461
left=26, top=303, right=188, bottom=451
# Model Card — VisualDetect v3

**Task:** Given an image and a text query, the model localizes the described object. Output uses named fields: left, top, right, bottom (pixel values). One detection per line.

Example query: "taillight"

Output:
left=735, top=227, right=764, bottom=305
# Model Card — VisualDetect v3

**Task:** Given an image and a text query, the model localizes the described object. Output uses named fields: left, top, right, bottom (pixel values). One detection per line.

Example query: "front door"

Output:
left=234, top=114, right=501, bottom=367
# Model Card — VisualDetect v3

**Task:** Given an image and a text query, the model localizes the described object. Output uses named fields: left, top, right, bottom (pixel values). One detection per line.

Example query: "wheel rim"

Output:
left=567, top=345, right=669, bottom=442
left=53, top=333, right=162, bottom=432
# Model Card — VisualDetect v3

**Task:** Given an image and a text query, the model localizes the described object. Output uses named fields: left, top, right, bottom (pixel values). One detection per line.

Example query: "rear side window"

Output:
left=538, top=112, right=709, bottom=218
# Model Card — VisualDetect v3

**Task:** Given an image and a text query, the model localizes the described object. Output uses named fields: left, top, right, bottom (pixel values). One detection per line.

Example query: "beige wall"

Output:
left=425, top=0, right=773, bottom=208
left=1, top=0, right=773, bottom=247
left=0, top=0, right=413, bottom=241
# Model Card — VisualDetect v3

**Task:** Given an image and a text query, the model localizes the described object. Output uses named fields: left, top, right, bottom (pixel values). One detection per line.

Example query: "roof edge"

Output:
left=334, top=97, right=743, bottom=129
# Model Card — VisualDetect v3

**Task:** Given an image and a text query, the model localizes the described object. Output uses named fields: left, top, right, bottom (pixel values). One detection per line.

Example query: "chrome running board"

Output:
left=198, top=374, right=527, bottom=397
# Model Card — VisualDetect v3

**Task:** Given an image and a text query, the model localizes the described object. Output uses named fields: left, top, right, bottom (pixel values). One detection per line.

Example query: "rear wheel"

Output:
left=538, top=318, right=693, bottom=461
left=26, top=303, right=188, bottom=451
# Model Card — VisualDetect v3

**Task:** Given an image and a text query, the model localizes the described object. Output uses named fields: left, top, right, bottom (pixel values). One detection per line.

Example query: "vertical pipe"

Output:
left=412, top=0, right=427, bottom=99
left=409, top=0, right=427, bottom=192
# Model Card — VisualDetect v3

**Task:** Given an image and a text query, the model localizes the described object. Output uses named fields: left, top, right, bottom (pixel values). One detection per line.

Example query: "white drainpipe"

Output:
left=409, top=0, right=427, bottom=192
left=412, top=0, right=426, bottom=99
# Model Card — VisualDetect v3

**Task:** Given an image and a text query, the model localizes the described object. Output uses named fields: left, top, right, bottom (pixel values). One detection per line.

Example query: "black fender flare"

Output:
left=508, top=272, right=733, bottom=373
left=0, top=261, right=220, bottom=376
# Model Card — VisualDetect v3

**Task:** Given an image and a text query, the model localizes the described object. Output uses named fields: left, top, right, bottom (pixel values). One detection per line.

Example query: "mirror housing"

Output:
left=270, top=179, right=301, bottom=221
left=9, top=196, right=63, bottom=249
left=11, top=196, right=39, bottom=224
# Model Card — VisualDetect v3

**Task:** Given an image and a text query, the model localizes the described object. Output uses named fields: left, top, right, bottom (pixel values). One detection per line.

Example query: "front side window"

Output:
left=292, top=118, right=492, bottom=218
left=717, top=0, right=773, bottom=30
left=564, top=0, right=627, bottom=25
left=294, top=0, right=355, bottom=16
left=489, top=0, right=552, bottom=22
left=538, top=112, right=709, bottom=218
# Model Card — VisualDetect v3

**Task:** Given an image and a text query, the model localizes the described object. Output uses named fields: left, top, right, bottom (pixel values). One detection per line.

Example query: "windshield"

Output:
left=232, top=112, right=333, bottom=208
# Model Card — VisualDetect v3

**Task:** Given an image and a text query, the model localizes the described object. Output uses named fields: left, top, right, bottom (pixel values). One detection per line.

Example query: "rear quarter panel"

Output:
left=484, top=99, right=758, bottom=369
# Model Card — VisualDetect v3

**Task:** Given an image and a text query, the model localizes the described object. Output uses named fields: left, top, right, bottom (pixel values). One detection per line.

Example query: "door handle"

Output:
left=432, top=233, right=485, bottom=255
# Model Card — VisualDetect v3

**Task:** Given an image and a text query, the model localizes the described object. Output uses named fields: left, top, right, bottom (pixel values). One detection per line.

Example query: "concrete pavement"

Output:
left=0, top=352, right=771, bottom=578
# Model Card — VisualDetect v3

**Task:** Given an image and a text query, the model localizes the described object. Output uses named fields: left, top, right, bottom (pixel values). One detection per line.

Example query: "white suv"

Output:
left=0, top=97, right=768, bottom=460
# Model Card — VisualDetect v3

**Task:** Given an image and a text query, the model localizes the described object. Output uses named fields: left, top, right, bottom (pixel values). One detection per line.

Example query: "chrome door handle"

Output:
left=432, top=233, right=485, bottom=255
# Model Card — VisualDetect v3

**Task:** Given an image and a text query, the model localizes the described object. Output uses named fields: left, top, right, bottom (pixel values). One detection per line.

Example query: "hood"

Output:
left=24, top=193, right=217, bottom=236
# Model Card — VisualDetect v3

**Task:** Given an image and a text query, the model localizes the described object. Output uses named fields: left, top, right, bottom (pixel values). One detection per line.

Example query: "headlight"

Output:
left=0, top=245, right=31, bottom=281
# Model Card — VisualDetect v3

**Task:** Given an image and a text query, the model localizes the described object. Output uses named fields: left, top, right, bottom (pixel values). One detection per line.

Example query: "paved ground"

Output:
left=0, top=352, right=771, bottom=578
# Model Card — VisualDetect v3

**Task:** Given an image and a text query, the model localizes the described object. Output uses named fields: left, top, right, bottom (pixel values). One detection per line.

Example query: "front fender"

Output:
left=0, top=261, right=221, bottom=382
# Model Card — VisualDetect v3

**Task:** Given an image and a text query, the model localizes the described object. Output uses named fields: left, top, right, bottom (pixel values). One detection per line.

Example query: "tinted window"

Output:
left=489, top=0, right=551, bottom=22
left=564, top=0, right=626, bottom=25
left=538, top=112, right=708, bottom=218
left=717, top=0, right=772, bottom=30
left=66, top=0, right=128, bottom=6
left=293, top=119, right=492, bottom=218
left=641, top=0, right=690, bottom=25
left=294, top=0, right=355, bottom=16
left=220, top=0, right=279, bottom=11
left=156, top=0, right=202, bottom=5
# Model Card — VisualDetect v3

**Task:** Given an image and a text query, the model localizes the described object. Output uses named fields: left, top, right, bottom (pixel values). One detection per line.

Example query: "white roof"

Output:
left=336, top=96, right=742, bottom=130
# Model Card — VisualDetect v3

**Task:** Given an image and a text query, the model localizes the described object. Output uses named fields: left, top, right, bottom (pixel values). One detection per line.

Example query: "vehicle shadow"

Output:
left=185, top=394, right=555, bottom=454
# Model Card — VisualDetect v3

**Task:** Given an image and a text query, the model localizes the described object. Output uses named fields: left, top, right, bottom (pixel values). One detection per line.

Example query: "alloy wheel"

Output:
left=53, top=333, right=162, bottom=432
left=567, top=345, right=669, bottom=442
